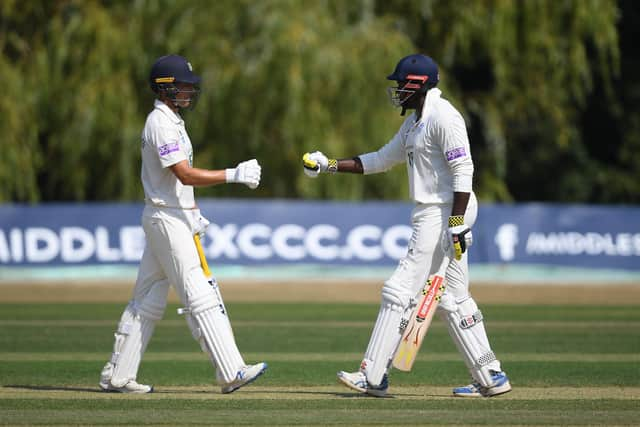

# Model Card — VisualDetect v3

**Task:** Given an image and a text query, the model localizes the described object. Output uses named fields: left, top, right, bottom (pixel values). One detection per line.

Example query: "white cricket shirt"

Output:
left=359, top=88, right=474, bottom=204
left=141, top=100, right=195, bottom=208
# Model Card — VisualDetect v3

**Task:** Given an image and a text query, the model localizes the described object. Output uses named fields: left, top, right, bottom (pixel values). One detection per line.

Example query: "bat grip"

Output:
left=193, top=234, right=212, bottom=278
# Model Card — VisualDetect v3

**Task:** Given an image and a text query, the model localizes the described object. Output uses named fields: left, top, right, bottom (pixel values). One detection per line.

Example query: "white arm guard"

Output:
left=359, top=152, right=391, bottom=175
left=358, top=131, right=405, bottom=175
left=451, top=161, right=474, bottom=193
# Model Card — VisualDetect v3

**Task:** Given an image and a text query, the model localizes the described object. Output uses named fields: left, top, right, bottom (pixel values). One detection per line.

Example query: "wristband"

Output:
left=448, top=215, right=464, bottom=227
left=327, top=158, right=338, bottom=174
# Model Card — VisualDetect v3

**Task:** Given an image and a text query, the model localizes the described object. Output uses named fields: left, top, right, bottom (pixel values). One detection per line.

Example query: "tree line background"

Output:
left=1, top=0, right=638, bottom=204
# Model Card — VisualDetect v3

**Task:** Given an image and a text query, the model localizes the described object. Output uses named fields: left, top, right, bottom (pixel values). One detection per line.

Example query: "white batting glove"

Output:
left=302, top=151, right=337, bottom=178
left=191, top=209, right=210, bottom=239
left=444, top=215, right=473, bottom=261
left=226, top=159, right=261, bottom=189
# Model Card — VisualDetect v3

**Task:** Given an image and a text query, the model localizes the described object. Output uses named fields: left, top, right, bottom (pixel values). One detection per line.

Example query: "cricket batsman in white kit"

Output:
left=302, top=54, right=511, bottom=398
left=99, top=54, right=267, bottom=393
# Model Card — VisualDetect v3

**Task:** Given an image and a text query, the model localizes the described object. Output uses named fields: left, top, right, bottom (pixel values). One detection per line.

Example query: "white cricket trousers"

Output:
left=360, top=193, right=481, bottom=386
left=131, top=206, right=245, bottom=383
left=135, top=206, right=201, bottom=305
left=388, top=193, right=503, bottom=386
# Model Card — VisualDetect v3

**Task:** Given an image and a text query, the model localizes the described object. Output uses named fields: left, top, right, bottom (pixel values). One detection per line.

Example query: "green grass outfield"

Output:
left=1, top=302, right=639, bottom=426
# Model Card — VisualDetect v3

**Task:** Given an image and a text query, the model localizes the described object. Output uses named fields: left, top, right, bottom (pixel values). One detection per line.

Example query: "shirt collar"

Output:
left=154, top=99, right=183, bottom=125
left=420, top=88, right=442, bottom=122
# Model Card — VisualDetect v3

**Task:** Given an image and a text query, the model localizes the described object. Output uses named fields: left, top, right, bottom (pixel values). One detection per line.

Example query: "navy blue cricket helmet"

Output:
left=387, top=54, right=439, bottom=113
left=150, top=54, right=201, bottom=90
left=387, top=54, right=439, bottom=86
left=149, top=54, right=201, bottom=109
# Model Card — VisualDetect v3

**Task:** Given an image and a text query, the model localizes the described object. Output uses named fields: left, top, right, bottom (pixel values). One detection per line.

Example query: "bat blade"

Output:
left=392, top=256, right=449, bottom=372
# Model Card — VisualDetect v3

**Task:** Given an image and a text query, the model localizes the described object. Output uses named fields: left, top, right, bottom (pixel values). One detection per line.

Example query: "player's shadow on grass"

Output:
left=239, top=389, right=401, bottom=398
left=276, top=390, right=443, bottom=399
left=151, top=388, right=354, bottom=397
left=153, top=388, right=396, bottom=398
left=334, top=392, right=397, bottom=399
left=4, top=385, right=101, bottom=393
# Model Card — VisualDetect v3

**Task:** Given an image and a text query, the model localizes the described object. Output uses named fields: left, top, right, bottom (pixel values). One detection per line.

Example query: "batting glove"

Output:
left=446, top=215, right=473, bottom=261
left=191, top=209, right=210, bottom=240
left=302, top=151, right=337, bottom=178
left=226, top=159, right=261, bottom=189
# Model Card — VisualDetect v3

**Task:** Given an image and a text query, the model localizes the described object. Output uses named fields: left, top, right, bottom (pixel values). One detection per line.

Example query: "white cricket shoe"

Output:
left=221, top=362, right=268, bottom=394
left=453, top=371, right=511, bottom=397
left=337, top=371, right=388, bottom=397
left=99, top=362, right=153, bottom=394
left=100, top=379, right=154, bottom=393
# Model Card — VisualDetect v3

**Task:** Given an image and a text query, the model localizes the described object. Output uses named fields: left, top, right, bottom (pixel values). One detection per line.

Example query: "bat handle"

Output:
left=193, top=234, right=212, bottom=277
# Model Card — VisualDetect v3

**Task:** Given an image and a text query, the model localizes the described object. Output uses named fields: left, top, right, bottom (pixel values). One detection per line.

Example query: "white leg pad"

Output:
left=361, top=282, right=413, bottom=387
left=438, top=296, right=501, bottom=387
left=109, top=283, right=167, bottom=387
left=185, top=272, right=244, bottom=384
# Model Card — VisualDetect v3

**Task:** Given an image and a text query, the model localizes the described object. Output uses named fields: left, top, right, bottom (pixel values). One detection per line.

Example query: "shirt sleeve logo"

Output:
left=446, top=147, right=467, bottom=161
left=158, top=142, right=180, bottom=156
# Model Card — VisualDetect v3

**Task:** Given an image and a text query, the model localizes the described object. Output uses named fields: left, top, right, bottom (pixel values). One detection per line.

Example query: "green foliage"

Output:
left=0, top=0, right=630, bottom=203
left=379, top=0, right=622, bottom=201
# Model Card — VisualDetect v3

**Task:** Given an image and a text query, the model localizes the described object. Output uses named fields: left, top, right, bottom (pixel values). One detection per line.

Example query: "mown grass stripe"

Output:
left=0, top=408, right=638, bottom=427
left=1, top=386, right=639, bottom=401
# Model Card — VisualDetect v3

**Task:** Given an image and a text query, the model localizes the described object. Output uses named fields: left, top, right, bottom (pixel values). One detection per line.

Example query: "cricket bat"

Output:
left=392, top=255, right=450, bottom=372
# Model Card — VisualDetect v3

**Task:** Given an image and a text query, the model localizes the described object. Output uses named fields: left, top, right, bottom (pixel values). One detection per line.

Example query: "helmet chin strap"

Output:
left=399, top=91, right=417, bottom=116
left=399, top=87, right=429, bottom=117
left=158, top=83, right=199, bottom=111
left=167, top=93, right=197, bottom=111
left=159, top=95, right=180, bottom=112
left=171, top=98, right=186, bottom=110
